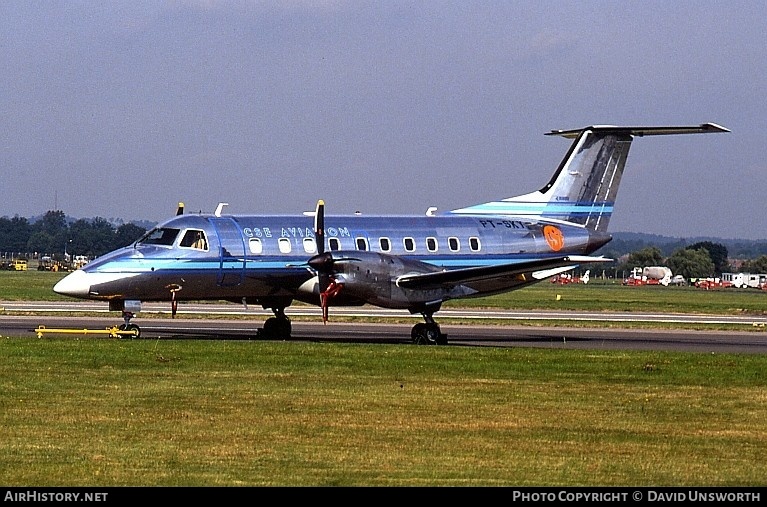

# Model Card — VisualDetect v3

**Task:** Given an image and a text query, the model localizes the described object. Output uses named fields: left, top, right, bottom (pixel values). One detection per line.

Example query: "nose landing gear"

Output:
left=117, top=311, right=141, bottom=338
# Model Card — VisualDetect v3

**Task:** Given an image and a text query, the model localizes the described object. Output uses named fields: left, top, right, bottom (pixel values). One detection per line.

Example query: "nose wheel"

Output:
left=117, top=311, right=141, bottom=338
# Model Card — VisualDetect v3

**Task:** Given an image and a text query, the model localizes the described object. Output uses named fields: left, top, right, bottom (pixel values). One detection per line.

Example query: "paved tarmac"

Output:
left=2, top=302, right=766, bottom=353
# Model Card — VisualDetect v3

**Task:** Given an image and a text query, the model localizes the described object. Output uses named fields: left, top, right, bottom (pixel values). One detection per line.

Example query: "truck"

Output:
left=37, top=256, right=70, bottom=272
left=6, top=259, right=28, bottom=271
left=71, top=255, right=89, bottom=270
left=642, top=266, right=673, bottom=286
left=721, top=272, right=767, bottom=289
left=551, top=269, right=590, bottom=285
left=623, top=266, right=672, bottom=286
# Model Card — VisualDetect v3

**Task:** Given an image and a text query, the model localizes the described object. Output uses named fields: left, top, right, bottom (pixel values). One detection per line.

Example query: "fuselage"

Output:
left=54, top=212, right=611, bottom=308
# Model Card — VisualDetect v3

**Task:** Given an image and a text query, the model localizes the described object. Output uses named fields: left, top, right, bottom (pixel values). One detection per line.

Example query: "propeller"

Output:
left=310, top=200, right=342, bottom=323
left=176, top=202, right=185, bottom=216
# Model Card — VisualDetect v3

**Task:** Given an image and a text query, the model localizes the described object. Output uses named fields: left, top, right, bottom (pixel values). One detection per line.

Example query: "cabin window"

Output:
left=248, top=238, right=263, bottom=254
left=355, top=237, right=369, bottom=251
left=138, top=227, right=179, bottom=247
left=278, top=238, right=292, bottom=254
left=379, top=237, right=391, bottom=252
left=403, top=237, right=415, bottom=252
left=303, top=237, right=317, bottom=254
left=180, top=229, right=208, bottom=250
left=448, top=237, right=460, bottom=252
left=328, top=238, right=341, bottom=251
left=469, top=237, right=481, bottom=251
left=426, top=237, right=438, bottom=252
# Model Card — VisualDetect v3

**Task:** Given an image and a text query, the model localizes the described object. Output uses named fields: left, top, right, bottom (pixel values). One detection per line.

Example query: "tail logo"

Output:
left=543, top=225, right=564, bottom=252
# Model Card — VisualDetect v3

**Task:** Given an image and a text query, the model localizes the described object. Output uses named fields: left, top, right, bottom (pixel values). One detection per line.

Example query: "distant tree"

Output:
left=114, top=223, right=147, bottom=249
left=26, top=230, right=58, bottom=256
left=688, top=241, right=729, bottom=274
left=35, top=210, right=67, bottom=235
left=622, top=247, right=664, bottom=271
left=741, top=255, right=767, bottom=273
left=68, top=219, right=92, bottom=256
left=67, top=218, right=116, bottom=257
left=28, top=210, right=69, bottom=256
left=0, top=216, right=31, bottom=253
left=88, top=217, right=118, bottom=257
left=666, top=248, right=715, bottom=279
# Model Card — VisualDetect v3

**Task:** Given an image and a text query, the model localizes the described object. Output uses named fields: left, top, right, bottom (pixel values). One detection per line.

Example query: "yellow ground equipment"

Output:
left=5, top=259, right=28, bottom=271
left=34, top=325, right=140, bottom=339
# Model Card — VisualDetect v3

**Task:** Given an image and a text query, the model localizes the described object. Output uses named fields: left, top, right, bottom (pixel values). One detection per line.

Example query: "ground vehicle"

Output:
left=721, top=272, right=766, bottom=289
left=694, top=277, right=732, bottom=290
left=623, top=266, right=672, bottom=286
left=38, top=256, right=69, bottom=272
left=71, top=255, right=89, bottom=270
left=7, top=259, right=28, bottom=271
left=552, top=270, right=590, bottom=284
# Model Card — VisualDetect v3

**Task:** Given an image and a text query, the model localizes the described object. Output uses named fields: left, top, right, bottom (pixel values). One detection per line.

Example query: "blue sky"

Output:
left=1, top=1, right=764, bottom=238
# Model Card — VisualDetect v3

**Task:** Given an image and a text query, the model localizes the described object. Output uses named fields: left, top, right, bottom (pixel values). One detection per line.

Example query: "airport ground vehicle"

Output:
left=694, top=277, right=732, bottom=290
left=721, top=272, right=767, bottom=289
left=37, top=256, right=70, bottom=272
left=623, top=266, right=672, bottom=286
left=4, top=259, right=28, bottom=271
left=70, top=255, right=89, bottom=270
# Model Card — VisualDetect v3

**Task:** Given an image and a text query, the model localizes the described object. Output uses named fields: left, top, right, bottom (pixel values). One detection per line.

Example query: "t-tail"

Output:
left=449, top=123, right=730, bottom=233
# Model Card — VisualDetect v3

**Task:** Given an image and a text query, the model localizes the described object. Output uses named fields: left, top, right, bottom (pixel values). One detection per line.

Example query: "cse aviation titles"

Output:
left=241, top=219, right=529, bottom=240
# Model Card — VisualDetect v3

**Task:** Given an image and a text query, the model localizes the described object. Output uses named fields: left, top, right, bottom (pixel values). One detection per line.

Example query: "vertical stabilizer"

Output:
left=449, top=123, right=729, bottom=232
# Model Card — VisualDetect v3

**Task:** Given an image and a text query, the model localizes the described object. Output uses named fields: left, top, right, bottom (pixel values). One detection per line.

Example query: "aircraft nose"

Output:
left=53, top=270, right=91, bottom=297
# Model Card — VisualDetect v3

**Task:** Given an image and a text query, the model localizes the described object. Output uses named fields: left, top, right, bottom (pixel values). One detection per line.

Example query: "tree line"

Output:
left=599, top=241, right=767, bottom=280
left=0, top=211, right=147, bottom=260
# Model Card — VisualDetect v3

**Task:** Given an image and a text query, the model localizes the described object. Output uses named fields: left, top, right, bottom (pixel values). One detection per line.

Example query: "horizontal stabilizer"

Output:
left=546, top=123, right=730, bottom=139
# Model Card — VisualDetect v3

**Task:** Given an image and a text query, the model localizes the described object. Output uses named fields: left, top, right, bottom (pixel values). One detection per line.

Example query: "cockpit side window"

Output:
left=180, top=229, right=208, bottom=250
left=138, top=228, right=180, bottom=246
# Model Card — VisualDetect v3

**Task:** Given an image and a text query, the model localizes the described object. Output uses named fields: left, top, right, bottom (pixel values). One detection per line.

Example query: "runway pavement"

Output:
left=2, top=301, right=767, bottom=353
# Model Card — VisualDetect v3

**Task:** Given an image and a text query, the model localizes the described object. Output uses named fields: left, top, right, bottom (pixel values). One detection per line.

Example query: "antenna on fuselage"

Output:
left=214, top=202, right=229, bottom=217
left=176, top=202, right=185, bottom=215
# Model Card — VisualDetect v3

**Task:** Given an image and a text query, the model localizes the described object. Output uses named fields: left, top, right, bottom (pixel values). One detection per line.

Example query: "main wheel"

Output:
left=412, top=323, right=441, bottom=345
left=262, top=317, right=292, bottom=339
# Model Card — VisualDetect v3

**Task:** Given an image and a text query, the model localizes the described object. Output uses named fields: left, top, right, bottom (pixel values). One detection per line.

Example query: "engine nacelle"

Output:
left=315, top=250, right=450, bottom=310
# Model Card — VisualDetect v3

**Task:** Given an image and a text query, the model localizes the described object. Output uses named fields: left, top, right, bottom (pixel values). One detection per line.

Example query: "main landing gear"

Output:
left=259, top=307, right=292, bottom=340
left=411, top=312, right=447, bottom=345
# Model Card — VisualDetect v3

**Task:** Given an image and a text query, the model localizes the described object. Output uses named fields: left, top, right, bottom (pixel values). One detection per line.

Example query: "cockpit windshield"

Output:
left=137, top=227, right=180, bottom=246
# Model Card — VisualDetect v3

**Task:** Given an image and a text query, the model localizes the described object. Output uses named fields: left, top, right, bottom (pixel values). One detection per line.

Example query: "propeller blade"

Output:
left=319, top=278, right=343, bottom=324
left=314, top=199, right=325, bottom=256
left=176, top=202, right=185, bottom=215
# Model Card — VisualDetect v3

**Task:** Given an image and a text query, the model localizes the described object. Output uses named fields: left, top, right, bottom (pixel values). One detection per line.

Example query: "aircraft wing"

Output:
left=395, top=255, right=610, bottom=291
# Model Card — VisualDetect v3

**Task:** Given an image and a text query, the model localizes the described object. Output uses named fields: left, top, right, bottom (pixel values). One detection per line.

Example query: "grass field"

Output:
left=1, top=271, right=767, bottom=486
left=2, top=339, right=766, bottom=486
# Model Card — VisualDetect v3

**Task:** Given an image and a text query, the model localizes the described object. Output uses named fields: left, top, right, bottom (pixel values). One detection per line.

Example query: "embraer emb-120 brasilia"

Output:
left=54, top=123, right=729, bottom=344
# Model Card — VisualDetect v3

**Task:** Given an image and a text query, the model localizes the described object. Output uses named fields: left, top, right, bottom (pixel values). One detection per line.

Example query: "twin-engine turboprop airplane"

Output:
left=54, top=123, right=728, bottom=344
